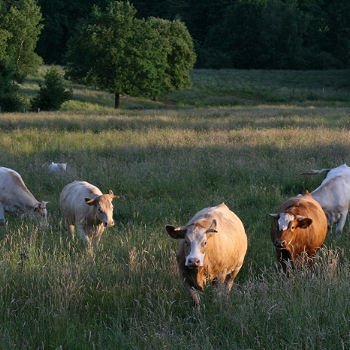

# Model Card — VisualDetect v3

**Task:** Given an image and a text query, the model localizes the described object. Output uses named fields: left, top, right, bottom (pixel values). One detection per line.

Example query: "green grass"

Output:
left=0, top=68, right=350, bottom=348
left=24, top=67, right=350, bottom=110
left=168, top=69, right=350, bottom=107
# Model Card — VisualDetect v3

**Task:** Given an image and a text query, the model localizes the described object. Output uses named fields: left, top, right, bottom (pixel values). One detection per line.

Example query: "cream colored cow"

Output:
left=166, top=203, right=248, bottom=313
left=59, top=181, right=117, bottom=252
left=0, top=167, right=48, bottom=227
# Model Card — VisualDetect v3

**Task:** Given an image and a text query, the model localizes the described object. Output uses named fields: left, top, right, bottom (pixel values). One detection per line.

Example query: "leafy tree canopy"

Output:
left=148, top=17, right=196, bottom=92
left=0, top=0, right=43, bottom=81
left=65, top=1, right=196, bottom=108
left=38, top=0, right=350, bottom=69
left=0, top=0, right=43, bottom=111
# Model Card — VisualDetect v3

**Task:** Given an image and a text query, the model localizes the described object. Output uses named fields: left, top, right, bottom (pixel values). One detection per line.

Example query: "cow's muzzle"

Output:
left=186, top=257, right=201, bottom=269
left=104, top=220, right=114, bottom=227
left=273, top=239, right=285, bottom=249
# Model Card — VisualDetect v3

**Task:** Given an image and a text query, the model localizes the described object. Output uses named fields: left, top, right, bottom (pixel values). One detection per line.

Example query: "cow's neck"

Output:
left=5, top=192, right=38, bottom=215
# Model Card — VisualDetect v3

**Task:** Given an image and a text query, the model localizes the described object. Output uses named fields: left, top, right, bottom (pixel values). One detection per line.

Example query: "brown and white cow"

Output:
left=166, top=203, right=248, bottom=312
left=303, top=164, right=350, bottom=233
left=0, top=167, right=48, bottom=227
left=59, top=181, right=117, bottom=252
left=270, top=192, right=327, bottom=272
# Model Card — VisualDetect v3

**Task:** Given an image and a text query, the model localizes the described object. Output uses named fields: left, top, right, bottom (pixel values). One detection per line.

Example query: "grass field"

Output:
left=0, top=69, right=350, bottom=349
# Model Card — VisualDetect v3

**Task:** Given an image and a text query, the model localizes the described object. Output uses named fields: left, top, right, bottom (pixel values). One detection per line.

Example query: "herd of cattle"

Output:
left=0, top=163, right=350, bottom=311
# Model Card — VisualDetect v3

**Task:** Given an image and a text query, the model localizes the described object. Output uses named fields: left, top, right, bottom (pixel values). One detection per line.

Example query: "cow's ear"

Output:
left=85, top=198, right=96, bottom=206
left=296, top=215, right=312, bottom=228
left=34, top=202, right=47, bottom=211
left=166, top=225, right=186, bottom=239
left=206, top=219, right=218, bottom=234
left=109, top=190, right=119, bottom=200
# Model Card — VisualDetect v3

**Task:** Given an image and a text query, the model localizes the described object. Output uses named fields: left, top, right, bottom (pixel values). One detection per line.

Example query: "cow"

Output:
left=303, top=164, right=350, bottom=234
left=166, top=203, right=248, bottom=313
left=0, top=166, right=48, bottom=228
left=270, top=192, right=328, bottom=273
left=59, top=181, right=117, bottom=253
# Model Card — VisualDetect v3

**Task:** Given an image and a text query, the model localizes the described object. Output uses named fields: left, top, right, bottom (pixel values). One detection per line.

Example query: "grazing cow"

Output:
left=59, top=181, right=117, bottom=252
left=303, top=164, right=350, bottom=233
left=166, top=203, right=248, bottom=312
left=48, top=162, right=67, bottom=173
left=270, top=192, right=327, bottom=272
left=0, top=167, right=48, bottom=227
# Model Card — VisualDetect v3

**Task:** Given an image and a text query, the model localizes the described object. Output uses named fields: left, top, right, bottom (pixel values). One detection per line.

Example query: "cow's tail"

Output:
left=301, top=168, right=331, bottom=176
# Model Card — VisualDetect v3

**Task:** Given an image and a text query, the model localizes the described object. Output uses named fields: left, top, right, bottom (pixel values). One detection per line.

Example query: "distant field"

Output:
left=24, top=67, right=350, bottom=110
left=1, top=69, right=350, bottom=348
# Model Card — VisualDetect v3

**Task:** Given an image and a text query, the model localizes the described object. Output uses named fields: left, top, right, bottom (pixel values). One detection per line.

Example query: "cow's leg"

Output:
left=68, top=224, right=75, bottom=240
left=0, top=203, right=5, bottom=226
left=94, top=225, right=105, bottom=246
left=76, top=224, right=92, bottom=248
left=225, top=265, right=243, bottom=292
left=336, top=210, right=348, bottom=234
left=77, top=225, right=96, bottom=258
left=189, top=286, right=201, bottom=315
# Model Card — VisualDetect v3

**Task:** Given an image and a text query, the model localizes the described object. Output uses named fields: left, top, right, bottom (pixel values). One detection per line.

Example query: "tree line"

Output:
left=37, top=0, right=350, bottom=69
left=1, top=0, right=349, bottom=112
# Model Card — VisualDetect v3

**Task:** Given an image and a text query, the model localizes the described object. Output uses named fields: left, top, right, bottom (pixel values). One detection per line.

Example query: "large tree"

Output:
left=65, top=1, right=195, bottom=108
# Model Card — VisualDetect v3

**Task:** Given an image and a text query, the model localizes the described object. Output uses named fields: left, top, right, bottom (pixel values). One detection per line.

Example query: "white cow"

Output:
left=304, top=164, right=350, bottom=233
left=59, top=181, right=117, bottom=251
left=0, top=167, right=48, bottom=227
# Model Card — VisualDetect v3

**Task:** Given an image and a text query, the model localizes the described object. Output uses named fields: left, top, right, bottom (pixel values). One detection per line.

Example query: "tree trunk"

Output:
left=114, top=92, right=120, bottom=109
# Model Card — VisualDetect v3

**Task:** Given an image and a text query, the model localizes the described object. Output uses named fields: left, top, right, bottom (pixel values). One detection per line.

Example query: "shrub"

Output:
left=31, top=68, right=72, bottom=111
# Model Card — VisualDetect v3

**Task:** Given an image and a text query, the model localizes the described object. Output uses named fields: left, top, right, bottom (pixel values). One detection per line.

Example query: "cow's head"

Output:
left=34, top=201, right=49, bottom=228
left=166, top=219, right=218, bottom=268
left=269, top=212, right=312, bottom=249
left=85, top=190, right=118, bottom=227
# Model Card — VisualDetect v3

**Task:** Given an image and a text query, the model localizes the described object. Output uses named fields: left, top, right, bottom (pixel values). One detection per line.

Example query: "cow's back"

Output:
left=0, top=167, right=36, bottom=206
left=312, top=174, right=350, bottom=209
left=279, top=194, right=326, bottom=225
left=59, top=181, right=102, bottom=223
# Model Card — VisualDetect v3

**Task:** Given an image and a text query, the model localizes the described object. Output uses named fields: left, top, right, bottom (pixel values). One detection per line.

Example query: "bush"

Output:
left=31, top=68, right=72, bottom=111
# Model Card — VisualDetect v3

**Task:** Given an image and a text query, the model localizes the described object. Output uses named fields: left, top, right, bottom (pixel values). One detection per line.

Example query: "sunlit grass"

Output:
left=0, top=68, right=350, bottom=348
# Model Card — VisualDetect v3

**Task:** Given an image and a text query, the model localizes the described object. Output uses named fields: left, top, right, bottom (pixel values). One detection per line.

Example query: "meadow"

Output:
left=0, top=69, right=350, bottom=349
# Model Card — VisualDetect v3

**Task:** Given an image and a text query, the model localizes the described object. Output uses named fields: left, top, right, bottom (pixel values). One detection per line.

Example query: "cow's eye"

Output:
left=202, top=241, right=207, bottom=247
left=98, top=208, right=103, bottom=213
